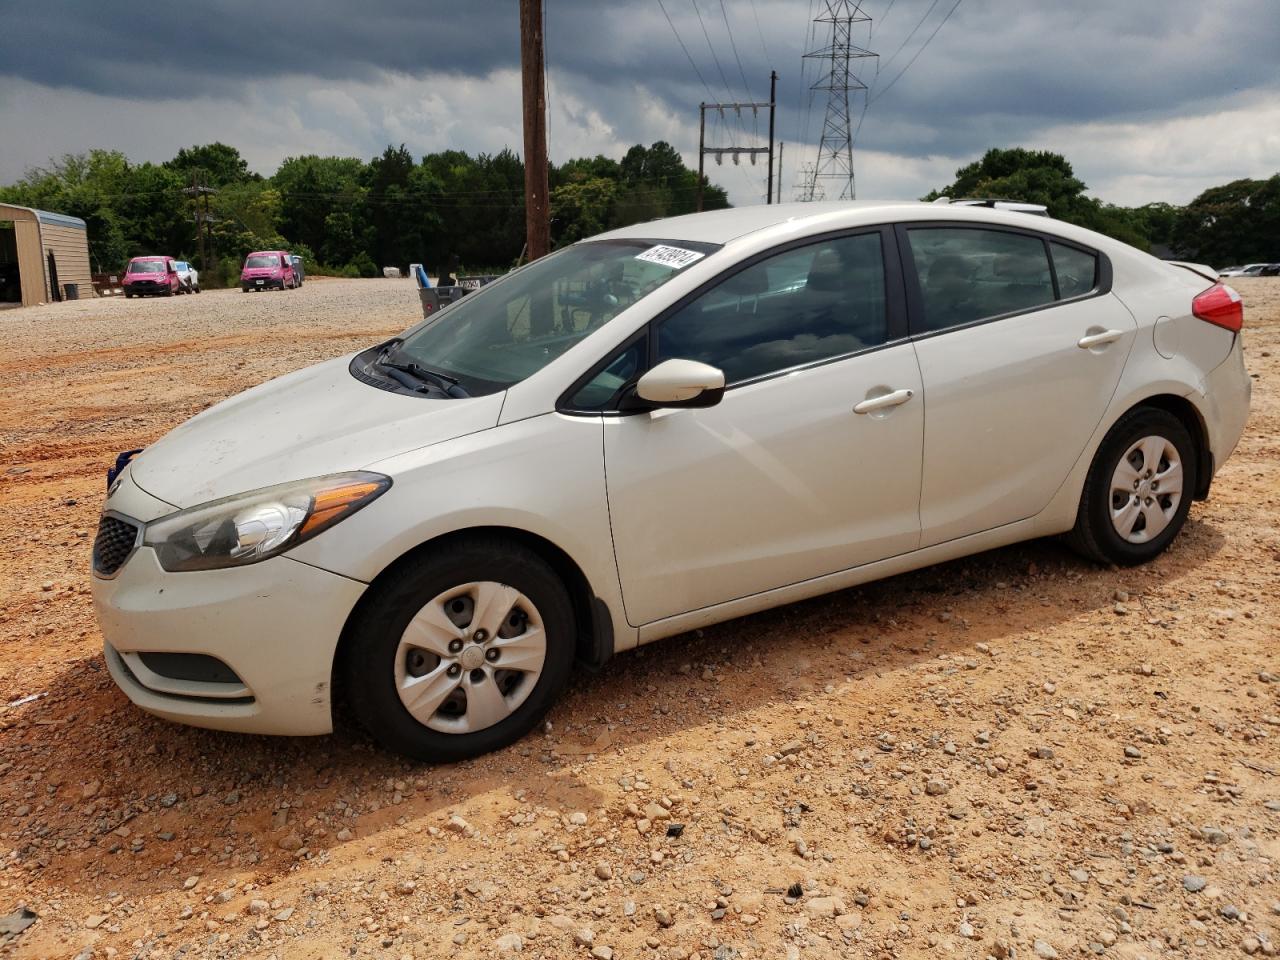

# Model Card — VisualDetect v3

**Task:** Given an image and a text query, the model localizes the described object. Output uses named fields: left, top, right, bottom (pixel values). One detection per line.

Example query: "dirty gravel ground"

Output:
left=0, top=277, right=1277, bottom=960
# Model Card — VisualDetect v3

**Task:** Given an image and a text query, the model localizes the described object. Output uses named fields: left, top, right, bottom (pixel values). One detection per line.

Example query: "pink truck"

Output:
left=123, top=256, right=181, bottom=298
left=240, top=251, right=296, bottom=292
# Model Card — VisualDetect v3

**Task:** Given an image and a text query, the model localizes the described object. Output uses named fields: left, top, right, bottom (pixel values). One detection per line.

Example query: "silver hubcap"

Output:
left=1109, top=435, right=1183, bottom=544
left=394, top=581, right=546, bottom=733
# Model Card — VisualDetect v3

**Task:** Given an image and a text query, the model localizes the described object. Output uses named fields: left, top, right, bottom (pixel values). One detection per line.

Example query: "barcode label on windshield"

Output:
left=635, top=245, right=705, bottom=270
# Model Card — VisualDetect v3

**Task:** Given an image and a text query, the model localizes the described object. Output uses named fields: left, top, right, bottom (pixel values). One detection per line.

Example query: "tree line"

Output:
left=924, top=148, right=1279, bottom=266
left=2, top=142, right=1275, bottom=284
left=0, top=141, right=729, bottom=286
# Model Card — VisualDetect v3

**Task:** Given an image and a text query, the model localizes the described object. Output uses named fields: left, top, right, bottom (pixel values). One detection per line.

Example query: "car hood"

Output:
left=130, top=355, right=505, bottom=507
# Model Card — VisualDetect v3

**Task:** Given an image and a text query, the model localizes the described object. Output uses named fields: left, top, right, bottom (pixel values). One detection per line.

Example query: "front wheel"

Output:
left=1067, top=407, right=1196, bottom=566
left=343, top=538, right=576, bottom=762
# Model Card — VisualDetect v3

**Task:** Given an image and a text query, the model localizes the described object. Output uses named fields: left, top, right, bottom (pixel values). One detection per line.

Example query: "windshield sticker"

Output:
left=635, top=245, right=705, bottom=270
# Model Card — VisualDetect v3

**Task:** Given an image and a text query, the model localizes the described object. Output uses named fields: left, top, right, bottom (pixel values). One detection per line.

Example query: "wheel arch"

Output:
left=1130, top=393, right=1213, bottom=500
left=331, top=525, right=614, bottom=716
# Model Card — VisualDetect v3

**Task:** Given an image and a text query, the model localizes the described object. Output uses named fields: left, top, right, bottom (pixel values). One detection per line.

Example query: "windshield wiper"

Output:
left=376, top=348, right=469, bottom=397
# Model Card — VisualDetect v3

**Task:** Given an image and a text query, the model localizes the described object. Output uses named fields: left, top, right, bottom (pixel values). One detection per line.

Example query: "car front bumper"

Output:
left=242, top=277, right=284, bottom=290
left=92, top=546, right=366, bottom=736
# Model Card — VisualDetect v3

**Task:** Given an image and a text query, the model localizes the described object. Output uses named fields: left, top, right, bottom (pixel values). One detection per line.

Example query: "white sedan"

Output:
left=91, top=202, right=1251, bottom=761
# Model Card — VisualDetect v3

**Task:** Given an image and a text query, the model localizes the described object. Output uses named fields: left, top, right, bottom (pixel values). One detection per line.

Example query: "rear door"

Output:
left=589, top=227, right=926, bottom=626
left=899, top=223, right=1137, bottom=546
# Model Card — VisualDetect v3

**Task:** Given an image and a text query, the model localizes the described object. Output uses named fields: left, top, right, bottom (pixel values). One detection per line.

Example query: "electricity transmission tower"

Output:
left=802, top=1, right=876, bottom=200
left=793, top=162, right=824, bottom=202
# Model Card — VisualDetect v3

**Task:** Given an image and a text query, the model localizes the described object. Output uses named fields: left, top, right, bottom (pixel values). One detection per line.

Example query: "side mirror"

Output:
left=621, top=359, right=725, bottom=411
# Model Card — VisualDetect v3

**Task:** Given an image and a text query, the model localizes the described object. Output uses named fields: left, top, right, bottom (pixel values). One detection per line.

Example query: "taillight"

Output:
left=1192, top=283, right=1244, bottom=332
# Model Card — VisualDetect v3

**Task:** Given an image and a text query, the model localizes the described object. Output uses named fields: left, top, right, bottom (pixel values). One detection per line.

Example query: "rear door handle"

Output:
left=1077, top=329, right=1125, bottom=349
left=853, top=388, right=914, bottom=414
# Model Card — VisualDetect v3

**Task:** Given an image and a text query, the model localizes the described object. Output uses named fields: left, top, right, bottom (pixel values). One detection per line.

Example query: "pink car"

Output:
left=241, top=251, right=296, bottom=292
left=123, top=256, right=181, bottom=298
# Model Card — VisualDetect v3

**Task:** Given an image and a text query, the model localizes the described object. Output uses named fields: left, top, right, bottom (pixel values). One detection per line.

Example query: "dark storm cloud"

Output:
left=0, top=0, right=1277, bottom=198
left=8, top=1, right=1274, bottom=127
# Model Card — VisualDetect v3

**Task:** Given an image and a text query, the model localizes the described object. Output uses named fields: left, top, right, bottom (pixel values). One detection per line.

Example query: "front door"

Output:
left=599, top=228, right=926, bottom=626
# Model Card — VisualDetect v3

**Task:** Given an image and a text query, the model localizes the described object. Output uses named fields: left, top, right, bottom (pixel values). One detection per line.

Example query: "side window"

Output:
left=1052, top=242, right=1098, bottom=299
left=656, top=232, right=888, bottom=384
left=569, top=335, right=647, bottom=410
left=907, top=228, right=1055, bottom=333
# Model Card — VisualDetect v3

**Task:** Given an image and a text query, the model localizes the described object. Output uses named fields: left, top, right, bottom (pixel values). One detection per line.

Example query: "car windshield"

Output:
left=130, top=260, right=165, bottom=273
left=392, top=239, right=718, bottom=395
left=245, top=255, right=277, bottom=268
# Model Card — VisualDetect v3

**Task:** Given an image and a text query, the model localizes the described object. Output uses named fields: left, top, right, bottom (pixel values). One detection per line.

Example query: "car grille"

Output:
left=93, top=515, right=139, bottom=576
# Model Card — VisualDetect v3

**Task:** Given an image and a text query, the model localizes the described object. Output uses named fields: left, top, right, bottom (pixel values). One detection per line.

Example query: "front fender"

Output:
left=285, top=412, right=636, bottom=652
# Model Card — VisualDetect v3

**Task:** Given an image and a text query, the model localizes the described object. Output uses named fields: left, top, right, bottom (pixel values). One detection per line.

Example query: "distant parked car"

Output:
left=173, top=261, right=200, bottom=294
left=1258, top=263, right=1280, bottom=277
left=1219, top=263, right=1269, bottom=277
left=290, top=255, right=305, bottom=286
left=123, top=256, right=180, bottom=298
left=241, top=251, right=296, bottom=292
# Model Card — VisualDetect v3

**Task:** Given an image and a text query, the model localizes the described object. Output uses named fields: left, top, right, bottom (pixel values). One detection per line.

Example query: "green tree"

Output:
left=551, top=177, right=618, bottom=244
left=925, top=147, right=1165, bottom=251
left=1170, top=176, right=1280, bottom=265
left=273, top=154, right=367, bottom=265
left=165, top=143, right=254, bottom=187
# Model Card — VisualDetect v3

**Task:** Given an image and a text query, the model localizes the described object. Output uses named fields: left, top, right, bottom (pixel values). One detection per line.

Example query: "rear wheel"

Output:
left=1067, top=407, right=1196, bottom=566
left=343, top=538, right=575, bottom=762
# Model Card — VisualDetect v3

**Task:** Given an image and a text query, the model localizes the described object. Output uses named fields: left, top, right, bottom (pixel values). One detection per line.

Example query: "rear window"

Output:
left=907, top=228, right=1056, bottom=333
left=1051, top=242, right=1098, bottom=299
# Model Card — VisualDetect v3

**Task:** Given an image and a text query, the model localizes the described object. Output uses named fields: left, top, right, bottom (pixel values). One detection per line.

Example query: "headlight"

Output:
left=143, top=472, right=390, bottom=572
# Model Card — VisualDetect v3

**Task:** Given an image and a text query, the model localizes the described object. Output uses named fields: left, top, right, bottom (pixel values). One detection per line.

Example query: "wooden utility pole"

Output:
left=775, top=142, right=784, bottom=204
left=519, top=0, right=550, bottom=261
left=766, top=70, right=777, bottom=205
left=696, top=103, right=706, bottom=212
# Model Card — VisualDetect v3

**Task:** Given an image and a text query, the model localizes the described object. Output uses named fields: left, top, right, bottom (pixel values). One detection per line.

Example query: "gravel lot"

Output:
left=1, top=276, right=1277, bottom=960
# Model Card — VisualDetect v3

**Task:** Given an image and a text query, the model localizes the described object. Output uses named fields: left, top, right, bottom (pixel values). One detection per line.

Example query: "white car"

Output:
left=1219, top=263, right=1268, bottom=277
left=173, top=260, right=200, bottom=293
left=91, top=202, right=1251, bottom=761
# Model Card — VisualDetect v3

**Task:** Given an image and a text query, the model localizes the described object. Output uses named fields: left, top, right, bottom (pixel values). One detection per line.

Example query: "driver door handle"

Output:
left=1077, top=329, right=1125, bottom=349
left=853, top=388, right=914, bottom=414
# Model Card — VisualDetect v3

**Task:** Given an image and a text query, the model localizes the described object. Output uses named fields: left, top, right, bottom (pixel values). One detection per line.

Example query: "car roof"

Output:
left=593, top=201, right=932, bottom=245
left=592, top=200, right=1066, bottom=246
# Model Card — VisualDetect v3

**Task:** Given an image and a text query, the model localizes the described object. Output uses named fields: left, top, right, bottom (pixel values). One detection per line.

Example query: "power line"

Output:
left=792, top=0, right=819, bottom=154
left=656, top=0, right=717, bottom=101
left=719, top=0, right=754, bottom=101
left=875, top=0, right=941, bottom=77
left=869, top=0, right=962, bottom=104
left=746, top=0, right=771, bottom=63
left=691, top=0, right=738, bottom=102
left=872, top=0, right=899, bottom=36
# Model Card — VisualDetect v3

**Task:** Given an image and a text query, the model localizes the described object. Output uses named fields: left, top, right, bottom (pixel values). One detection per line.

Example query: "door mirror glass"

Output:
left=625, top=358, right=725, bottom=410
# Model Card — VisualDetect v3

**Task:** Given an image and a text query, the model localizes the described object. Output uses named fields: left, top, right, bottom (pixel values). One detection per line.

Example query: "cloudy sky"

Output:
left=1, top=0, right=1278, bottom=206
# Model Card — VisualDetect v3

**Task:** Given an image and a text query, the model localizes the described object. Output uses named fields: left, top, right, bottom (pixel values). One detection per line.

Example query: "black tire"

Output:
left=1067, top=407, right=1196, bottom=566
left=343, top=537, right=576, bottom=762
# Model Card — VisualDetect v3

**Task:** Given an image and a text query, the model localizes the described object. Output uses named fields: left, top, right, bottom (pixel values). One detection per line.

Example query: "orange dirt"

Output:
left=1, top=277, right=1277, bottom=959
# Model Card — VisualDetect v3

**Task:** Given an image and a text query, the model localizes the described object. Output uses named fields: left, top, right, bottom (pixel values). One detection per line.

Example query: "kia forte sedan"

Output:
left=91, top=202, right=1251, bottom=761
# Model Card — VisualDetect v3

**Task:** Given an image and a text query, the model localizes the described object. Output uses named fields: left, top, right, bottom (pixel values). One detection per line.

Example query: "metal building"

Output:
left=0, top=202, right=93, bottom=307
